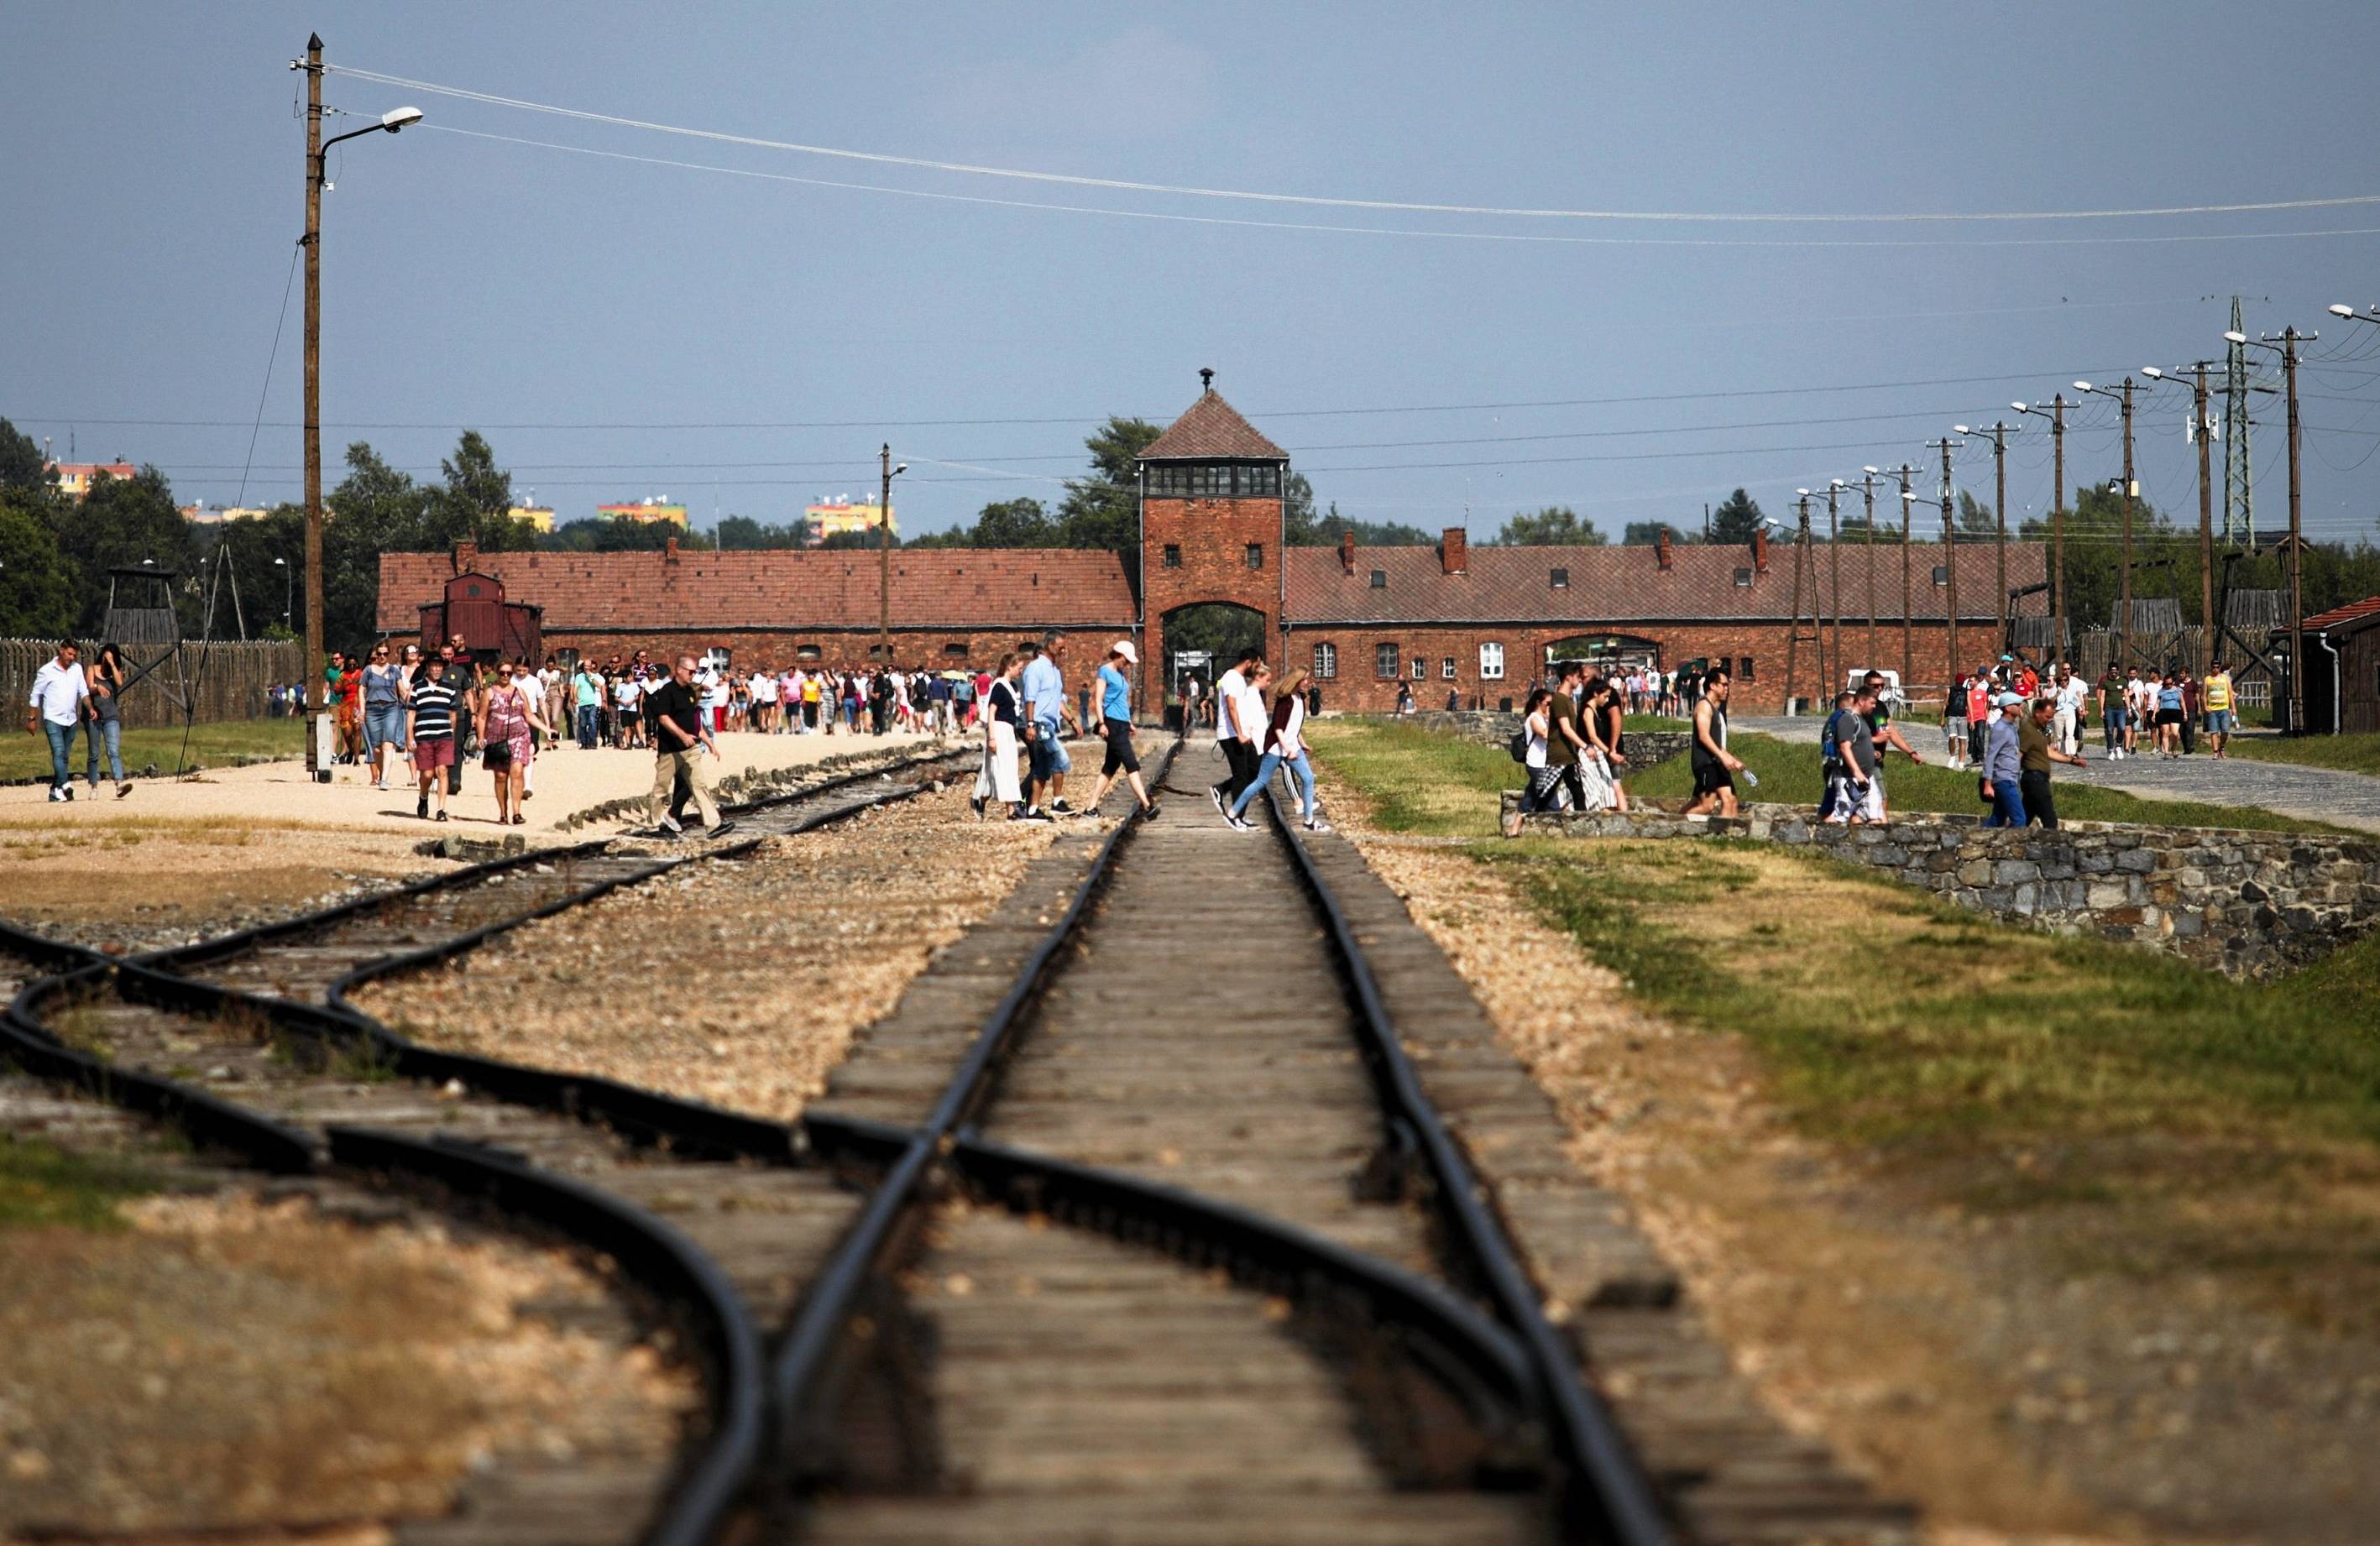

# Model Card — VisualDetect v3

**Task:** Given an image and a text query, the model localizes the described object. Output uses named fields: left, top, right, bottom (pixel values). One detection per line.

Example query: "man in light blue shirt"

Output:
left=1085, top=640, right=1159, bottom=820
left=1980, top=691, right=2027, bottom=827
left=1019, top=632, right=1079, bottom=820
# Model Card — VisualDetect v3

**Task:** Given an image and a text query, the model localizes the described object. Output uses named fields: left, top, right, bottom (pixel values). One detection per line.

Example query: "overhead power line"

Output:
left=411, top=123, right=2380, bottom=250
left=338, top=65, right=2380, bottom=227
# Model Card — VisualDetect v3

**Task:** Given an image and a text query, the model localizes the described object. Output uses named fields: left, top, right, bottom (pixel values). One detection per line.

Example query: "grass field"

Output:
left=2220, top=730, right=2380, bottom=779
left=1305, top=717, right=2341, bottom=837
left=2, top=718, right=303, bottom=782
left=0, top=1135, right=154, bottom=1231
left=1314, top=715, right=2380, bottom=1327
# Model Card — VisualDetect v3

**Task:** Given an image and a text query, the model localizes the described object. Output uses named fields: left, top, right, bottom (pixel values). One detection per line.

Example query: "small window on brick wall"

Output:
left=1313, top=641, right=1337, bottom=680
left=1374, top=642, right=1399, bottom=678
left=796, top=645, right=822, bottom=661
left=1478, top=641, right=1504, bottom=680
left=943, top=641, right=970, bottom=658
left=1163, top=544, right=1181, bottom=568
left=1246, top=543, right=1263, bottom=571
left=1739, top=655, right=1755, bottom=680
left=1441, top=656, right=1457, bottom=680
left=1410, top=656, right=1426, bottom=681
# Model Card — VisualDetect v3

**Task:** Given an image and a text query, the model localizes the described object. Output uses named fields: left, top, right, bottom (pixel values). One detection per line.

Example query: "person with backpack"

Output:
left=1515, top=687, right=1563, bottom=812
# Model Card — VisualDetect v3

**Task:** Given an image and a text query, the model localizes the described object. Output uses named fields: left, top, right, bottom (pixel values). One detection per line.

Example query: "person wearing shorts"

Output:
left=1085, top=640, right=1159, bottom=820
left=1943, top=671, right=1970, bottom=770
left=2203, top=666, right=2235, bottom=756
left=405, top=655, right=458, bottom=822
left=1683, top=666, right=1743, bottom=817
left=1019, top=635, right=1080, bottom=820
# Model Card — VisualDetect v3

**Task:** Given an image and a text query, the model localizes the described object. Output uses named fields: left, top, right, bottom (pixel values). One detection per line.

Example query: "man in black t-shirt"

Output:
left=644, top=655, right=734, bottom=839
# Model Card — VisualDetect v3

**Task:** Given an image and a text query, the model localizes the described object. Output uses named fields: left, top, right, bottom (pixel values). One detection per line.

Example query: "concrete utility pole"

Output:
left=1957, top=420, right=2014, bottom=654
left=2077, top=379, right=2141, bottom=670
left=2194, top=362, right=2217, bottom=675
left=2017, top=394, right=2071, bottom=662
left=2282, top=326, right=2305, bottom=733
left=878, top=444, right=894, bottom=667
left=1783, top=495, right=1819, bottom=713
left=1856, top=467, right=1882, bottom=670
left=1933, top=438, right=1960, bottom=692
left=1896, top=462, right=1915, bottom=688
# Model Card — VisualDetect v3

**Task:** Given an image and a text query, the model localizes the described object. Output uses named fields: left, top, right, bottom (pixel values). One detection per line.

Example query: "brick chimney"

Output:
left=664, top=535, right=680, bottom=565
left=1441, top=526, right=1467, bottom=575
left=1339, top=529, right=1356, bottom=576
left=1750, top=527, right=1770, bottom=574
left=451, top=539, right=478, bottom=575
left=1655, top=527, right=1673, bottom=571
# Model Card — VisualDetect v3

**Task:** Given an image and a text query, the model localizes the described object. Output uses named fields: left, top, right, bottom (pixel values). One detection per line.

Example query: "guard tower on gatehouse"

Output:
left=1138, top=371, right=1289, bottom=710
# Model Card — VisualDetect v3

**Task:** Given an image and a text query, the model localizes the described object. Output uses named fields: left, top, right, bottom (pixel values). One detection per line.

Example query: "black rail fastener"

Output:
left=326, top=1125, right=766, bottom=1546
left=1260, top=781, right=1675, bottom=1545
left=767, top=740, right=1184, bottom=1464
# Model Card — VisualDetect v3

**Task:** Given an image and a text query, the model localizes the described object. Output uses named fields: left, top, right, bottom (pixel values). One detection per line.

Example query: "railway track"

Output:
left=0, top=748, right=972, bottom=1546
left=4, top=730, right=1898, bottom=1543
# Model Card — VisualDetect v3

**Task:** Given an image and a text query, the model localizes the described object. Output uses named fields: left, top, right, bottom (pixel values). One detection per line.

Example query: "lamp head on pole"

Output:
left=2222, top=331, right=2248, bottom=345
left=2141, top=367, right=2163, bottom=379
left=2073, top=381, right=2095, bottom=394
left=892, top=462, right=908, bottom=478
left=380, top=106, right=423, bottom=132
left=2011, top=401, right=2027, bottom=414
left=2329, top=305, right=2356, bottom=318
left=1862, top=465, right=1880, bottom=476
left=1954, top=425, right=1971, bottom=436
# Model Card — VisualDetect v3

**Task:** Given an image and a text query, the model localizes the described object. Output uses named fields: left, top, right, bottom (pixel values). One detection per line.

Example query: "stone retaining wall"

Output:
left=1499, top=796, right=2380, bottom=979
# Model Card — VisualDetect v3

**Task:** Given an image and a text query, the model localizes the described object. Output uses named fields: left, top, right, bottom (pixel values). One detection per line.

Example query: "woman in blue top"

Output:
left=1085, top=640, right=1160, bottom=819
left=361, top=642, right=408, bottom=790
left=2153, top=671, right=2186, bottom=759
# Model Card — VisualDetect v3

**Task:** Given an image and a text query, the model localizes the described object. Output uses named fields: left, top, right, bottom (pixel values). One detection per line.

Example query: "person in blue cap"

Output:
left=1980, top=691, right=2027, bottom=827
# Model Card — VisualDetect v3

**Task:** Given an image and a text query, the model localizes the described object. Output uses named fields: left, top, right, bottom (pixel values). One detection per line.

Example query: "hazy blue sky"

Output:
left=7, top=2, right=2380, bottom=543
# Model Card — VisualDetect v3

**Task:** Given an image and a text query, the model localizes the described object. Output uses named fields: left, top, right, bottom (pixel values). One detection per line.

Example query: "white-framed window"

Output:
left=1410, top=655, right=1426, bottom=680
left=1441, top=656, right=1457, bottom=681
left=1478, top=641, right=1505, bottom=680
left=1374, top=642, right=1399, bottom=678
left=1313, top=641, right=1338, bottom=680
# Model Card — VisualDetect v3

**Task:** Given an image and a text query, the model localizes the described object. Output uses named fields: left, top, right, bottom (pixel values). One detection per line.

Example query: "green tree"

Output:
left=540, top=516, right=709, bottom=553
left=0, top=417, right=58, bottom=500
left=1955, top=489, right=1999, bottom=541
left=819, top=527, right=893, bottom=552
left=196, top=504, right=304, bottom=639
left=1622, top=520, right=1688, bottom=546
left=1280, top=472, right=1321, bottom=545
left=54, top=467, right=197, bottom=635
left=714, top=514, right=806, bottom=550
left=426, top=430, right=534, bottom=551
left=322, top=442, right=429, bottom=649
left=961, top=497, right=1055, bottom=548
left=1487, top=505, right=1607, bottom=546
left=1055, top=416, right=1163, bottom=552
left=0, top=499, right=76, bottom=637
left=1709, top=488, right=1765, bottom=543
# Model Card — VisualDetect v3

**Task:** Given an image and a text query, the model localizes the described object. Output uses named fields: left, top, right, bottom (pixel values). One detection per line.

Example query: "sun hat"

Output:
left=1112, top=640, right=1138, bottom=664
left=1994, top=691, right=2023, bottom=707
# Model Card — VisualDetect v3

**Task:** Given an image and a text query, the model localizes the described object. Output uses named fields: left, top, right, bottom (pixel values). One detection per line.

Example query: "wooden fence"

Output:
left=1, top=638, right=305, bottom=729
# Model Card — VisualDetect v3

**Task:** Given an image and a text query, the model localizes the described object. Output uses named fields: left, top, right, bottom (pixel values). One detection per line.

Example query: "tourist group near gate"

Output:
left=8, top=8, right=2380, bottom=1546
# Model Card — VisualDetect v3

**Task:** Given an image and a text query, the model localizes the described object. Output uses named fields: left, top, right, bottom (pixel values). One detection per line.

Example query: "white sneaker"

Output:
left=1226, top=814, right=1253, bottom=832
left=1305, top=816, right=1331, bottom=832
left=657, top=813, right=683, bottom=836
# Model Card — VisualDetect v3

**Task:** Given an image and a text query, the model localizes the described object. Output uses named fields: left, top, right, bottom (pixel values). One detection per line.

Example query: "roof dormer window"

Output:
left=1550, top=567, right=1569, bottom=589
left=1370, top=568, right=1387, bottom=588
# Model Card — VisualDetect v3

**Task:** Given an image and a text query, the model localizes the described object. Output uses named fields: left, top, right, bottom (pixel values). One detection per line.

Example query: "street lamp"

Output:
left=2074, top=378, right=2148, bottom=671
left=2013, top=394, right=2073, bottom=661
left=2138, top=365, right=2223, bottom=675
left=275, top=556, right=290, bottom=625
left=2227, top=322, right=2315, bottom=731
left=1954, top=420, right=2021, bottom=654
left=293, top=33, right=421, bottom=779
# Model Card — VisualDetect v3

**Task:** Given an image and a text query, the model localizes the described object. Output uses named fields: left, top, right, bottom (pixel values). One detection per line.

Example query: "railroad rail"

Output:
left=0, top=747, right=971, bottom=1546
left=2, top=734, right=1696, bottom=1543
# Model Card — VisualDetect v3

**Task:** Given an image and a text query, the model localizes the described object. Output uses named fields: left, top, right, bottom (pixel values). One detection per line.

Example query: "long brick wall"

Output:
left=1291, top=620, right=1975, bottom=716
left=486, top=626, right=1136, bottom=677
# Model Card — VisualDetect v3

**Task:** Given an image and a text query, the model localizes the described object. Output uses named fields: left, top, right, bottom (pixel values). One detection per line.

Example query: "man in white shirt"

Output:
left=1204, top=645, right=1267, bottom=817
left=2052, top=666, right=2088, bottom=757
left=25, top=640, right=90, bottom=802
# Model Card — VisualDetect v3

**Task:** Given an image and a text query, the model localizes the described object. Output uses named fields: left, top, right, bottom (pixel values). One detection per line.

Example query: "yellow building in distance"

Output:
left=597, top=498, right=689, bottom=526
left=805, top=497, right=893, bottom=546
left=508, top=504, right=556, bottom=533
left=179, top=503, right=275, bottom=524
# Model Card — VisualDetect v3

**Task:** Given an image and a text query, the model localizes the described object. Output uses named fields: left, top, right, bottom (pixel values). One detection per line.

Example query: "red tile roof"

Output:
left=1138, top=390, right=1288, bottom=461
left=1282, top=540, right=2042, bottom=625
left=2303, top=595, right=2380, bottom=631
left=378, top=548, right=1138, bottom=634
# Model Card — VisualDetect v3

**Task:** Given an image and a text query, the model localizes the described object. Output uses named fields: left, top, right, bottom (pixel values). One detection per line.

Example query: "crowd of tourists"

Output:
left=562, top=651, right=975, bottom=748
left=970, top=633, right=1164, bottom=825
left=1939, top=655, right=2238, bottom=770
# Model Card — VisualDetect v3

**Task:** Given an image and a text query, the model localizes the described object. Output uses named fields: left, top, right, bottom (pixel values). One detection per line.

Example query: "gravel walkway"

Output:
left=1732, top=714, right=2380, bottom=833
left=358, top=785, right=1060, bottom=1120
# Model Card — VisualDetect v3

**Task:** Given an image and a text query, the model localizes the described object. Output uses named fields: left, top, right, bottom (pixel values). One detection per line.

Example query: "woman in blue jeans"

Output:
left=1225, top=667, right=1328, bottom=833
left=84, top=642, right=130, bottom=798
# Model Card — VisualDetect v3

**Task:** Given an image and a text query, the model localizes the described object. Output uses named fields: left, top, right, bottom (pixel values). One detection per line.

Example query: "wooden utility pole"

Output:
left=878, top=443, right=894, bottom=667
left=2048, top=394, right=2066, bottom=664
left=2194, top=361, right=2216, bottom=676
left=301, top=33, right=323, bottom=770
left=1935, top=439, right=1959, bottom=692
left=1824, top=482, right=1844, bottom=684
left=1860, top=471, right=1880, bottom=670
left=1782, top=497, right=1822, bottom=713
left=1988, top=421, right=2009, bottom=653
left=1896, top=463, right=1914, bottom=688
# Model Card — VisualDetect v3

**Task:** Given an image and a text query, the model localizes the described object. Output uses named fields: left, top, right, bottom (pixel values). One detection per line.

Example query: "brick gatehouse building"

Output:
left=379, top=384, right=2040, bottom=714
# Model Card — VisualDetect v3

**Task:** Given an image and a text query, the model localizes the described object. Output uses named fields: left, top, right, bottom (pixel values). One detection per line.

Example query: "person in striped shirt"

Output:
left=405, top=655, right=460, bottom=822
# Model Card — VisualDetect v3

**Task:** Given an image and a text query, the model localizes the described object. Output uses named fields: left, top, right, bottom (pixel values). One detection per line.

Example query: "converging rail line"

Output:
left=1, top=733, right=1903, bottom=1544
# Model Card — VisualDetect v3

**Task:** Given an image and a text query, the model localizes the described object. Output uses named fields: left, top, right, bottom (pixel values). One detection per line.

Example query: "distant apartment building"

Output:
left=508, top=504, right=557, bottom=534
left=49, top=461, right=138, bottom=500
left=804, top=496, right=893, bottom=546
left=179, top=503, right=274, bottom=524
left=596, top=497, right=689, bottom=526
